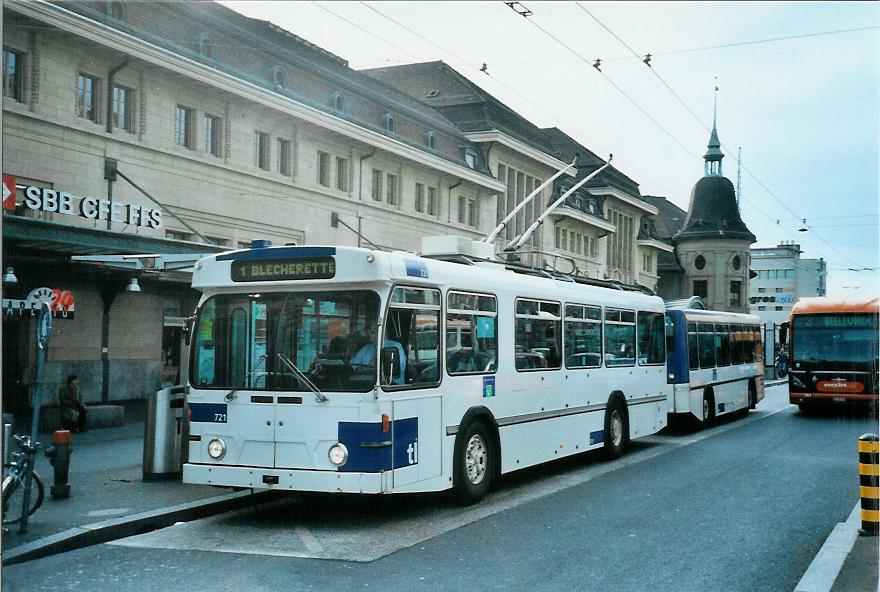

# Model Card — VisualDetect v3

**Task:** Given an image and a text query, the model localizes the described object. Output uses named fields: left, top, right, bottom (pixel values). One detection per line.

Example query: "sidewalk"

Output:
left=1, top=400, right=272, bottom=565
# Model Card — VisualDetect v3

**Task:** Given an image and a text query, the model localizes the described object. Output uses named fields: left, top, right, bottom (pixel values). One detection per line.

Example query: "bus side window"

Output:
left=687, top=321, right=699, bottom=370
left=698, top=322, right=715, bottom=368
left=637, top=311, right=665, bottom=365
left=515, top=299, right=561, bottom=371
left=387, top=286, right=441, bottom=387
left=446, top=292, right=497, bottom=375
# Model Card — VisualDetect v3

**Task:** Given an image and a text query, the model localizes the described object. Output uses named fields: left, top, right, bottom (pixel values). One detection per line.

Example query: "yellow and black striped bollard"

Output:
left=859, top=433, right=879, bottom=536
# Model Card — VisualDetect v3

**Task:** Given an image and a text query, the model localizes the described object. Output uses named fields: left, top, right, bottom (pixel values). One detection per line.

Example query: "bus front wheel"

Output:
left=453, top=422, right=493, bottom=505
left=603, top=400, right=627, bottom=459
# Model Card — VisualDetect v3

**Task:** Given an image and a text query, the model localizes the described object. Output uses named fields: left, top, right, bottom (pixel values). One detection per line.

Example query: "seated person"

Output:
left=350, top=325, right=406, bottom=385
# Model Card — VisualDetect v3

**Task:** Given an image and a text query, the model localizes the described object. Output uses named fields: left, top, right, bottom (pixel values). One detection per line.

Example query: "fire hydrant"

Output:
left=45, top=429, right=73, bottom=498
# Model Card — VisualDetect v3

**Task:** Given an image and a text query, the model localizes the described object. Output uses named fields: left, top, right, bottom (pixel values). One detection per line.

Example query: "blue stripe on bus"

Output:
left=189, top=403, right=228, bottom=423
left=338, top=417, right=419, bottom=473
left=589, top=430, right=604, bottom=445
left=666, top=309, right=690, bottom=384
left=216, top=246, right=336, bottom=262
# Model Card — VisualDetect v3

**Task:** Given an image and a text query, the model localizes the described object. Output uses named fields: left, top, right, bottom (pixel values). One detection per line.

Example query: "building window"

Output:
left=775, top=306, right=783, bottom=311
left=254, top=131, right=270, bottom=170
left=2, top=47, right=24, bottom=102
left=336, top=157, right=348, bottom=191
left=111, top=84, right=132, bottom=132
left=425, top=132, right=436, bottom=150
left=693, top=280, right=708, bottom=299
left=415, top=183, right=425, bottom=212
left=272, top=67, right=287, bottom=90
left=198, top=34, right=215, bottom=60
left=332, top=92, right=345, bottom=112
left=175, top=105, right=194, bottom=148
left=758, top=287, right=766, bottom=293
left=204, top=114, right=221, bottom=156
left=785, top=269, right=794, bottom=279
left=204, top=235, right=230, bottom=247
left=317, top=151, right=330, bottom=186
left=732, top=255, right=741, bottom=270
left=278, top=139, right=291, bottom=176
left=464, top=148, right=478, bottom=169
left=758, top=306, right=766, bottom=311
left=383, top=113, right=395, bottom=134
left=77, top=73, right=100, bottom=122
left=775, top=287, right=783, bottom=293
left=458, top=196, right=467, bottom=224
left=108, top=1, right=126, bottom=20
left=468, top=199, right=477, bottom=227
left=643, top=253, right=652, bottom=272
left=386, top=173, right=398, bottom=205
left=590, top=237, right=597, bottom=258
left=458, top=196, right=476, bottom=226
left=427, top=186, right=437, bottom=216
left=730, top=280, right=742, bottom=307
left=694, top=254, right=706, bottom=270
left=371, top=169, right=382, bottom=201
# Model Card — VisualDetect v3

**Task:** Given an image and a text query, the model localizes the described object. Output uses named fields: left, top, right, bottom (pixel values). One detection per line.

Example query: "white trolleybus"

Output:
left=183, top=237, right=671, bottom=504
left=665, top=306, right=765, bottom=425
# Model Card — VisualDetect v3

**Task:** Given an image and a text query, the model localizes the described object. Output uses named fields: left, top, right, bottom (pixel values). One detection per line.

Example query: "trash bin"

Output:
left=143, top=385, right=187, bottom=481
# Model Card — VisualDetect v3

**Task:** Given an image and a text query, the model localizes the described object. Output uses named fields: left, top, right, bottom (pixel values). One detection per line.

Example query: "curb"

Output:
left=794, top=503, right=861, bottom=592
left=1, top=489, right=278, bottom=566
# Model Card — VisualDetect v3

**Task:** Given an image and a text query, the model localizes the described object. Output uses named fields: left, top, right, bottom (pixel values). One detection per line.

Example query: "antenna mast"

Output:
left=736, top=147, right=742, bottom=208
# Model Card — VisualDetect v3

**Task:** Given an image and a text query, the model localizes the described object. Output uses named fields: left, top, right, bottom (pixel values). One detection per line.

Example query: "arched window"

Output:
left=272, top=67, right=288, bottom=90
left=425, top=131, right=436, bottom=150
left=694, top=254, right=706, bottom=271
left=108, top=1, right=126, bottom=20
left=383, top=113, right=395, bottom=135
left=732, top=254, right=742, bottom=271
left=331, top=92, right=345, bottom=113
left=198, top=34, right=215, bottom=60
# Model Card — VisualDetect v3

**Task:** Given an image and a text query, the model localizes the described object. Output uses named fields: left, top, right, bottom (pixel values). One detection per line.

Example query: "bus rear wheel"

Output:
left=701, top=391, right=715, bottom=425
left=603, top=400, right=627, bottom=459
left=453, top=422, right=493, bottom=505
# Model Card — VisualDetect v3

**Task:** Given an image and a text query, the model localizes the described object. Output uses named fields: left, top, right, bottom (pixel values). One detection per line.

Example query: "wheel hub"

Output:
left=465, top=434, right=487, bottom=485
left=610, top=410, right=623, bottom=446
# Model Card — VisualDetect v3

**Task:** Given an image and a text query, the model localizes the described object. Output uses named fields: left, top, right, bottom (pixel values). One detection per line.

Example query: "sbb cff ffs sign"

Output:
left=231, top=258, right=336, bottom=282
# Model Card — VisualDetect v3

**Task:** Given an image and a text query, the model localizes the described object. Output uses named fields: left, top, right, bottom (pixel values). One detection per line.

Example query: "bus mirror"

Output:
left=183, top=314, right=195, bottom=346
left=380, top=346, right=400, bottom=384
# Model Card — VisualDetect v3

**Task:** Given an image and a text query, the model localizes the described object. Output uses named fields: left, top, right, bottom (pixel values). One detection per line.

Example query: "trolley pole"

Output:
left=859, top=433, right=879, bottom=536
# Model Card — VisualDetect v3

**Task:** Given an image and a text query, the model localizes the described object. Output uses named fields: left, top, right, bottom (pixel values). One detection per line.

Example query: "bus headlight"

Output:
left=790, top=374, right=806, bottom=389
left=207, top=438, right=226, bottom=460
left=328, top=443, right=348, bottom=466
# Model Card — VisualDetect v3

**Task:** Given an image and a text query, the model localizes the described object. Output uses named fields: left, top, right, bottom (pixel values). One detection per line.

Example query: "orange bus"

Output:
left=788, top=297, right=879, bottom=412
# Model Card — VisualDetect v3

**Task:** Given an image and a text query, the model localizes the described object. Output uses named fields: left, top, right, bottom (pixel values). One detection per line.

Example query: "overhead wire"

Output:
left=357, top=1, right=680, bottom=197
left=565, top=2, right=869, bottom=268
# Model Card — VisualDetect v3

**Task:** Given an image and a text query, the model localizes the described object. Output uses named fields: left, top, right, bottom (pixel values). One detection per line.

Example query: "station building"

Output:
left=2, top=0, right=671, bottom=415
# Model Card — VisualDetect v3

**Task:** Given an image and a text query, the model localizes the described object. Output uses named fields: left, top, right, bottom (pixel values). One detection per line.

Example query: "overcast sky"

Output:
left=221, top=1, right=879, bottom=298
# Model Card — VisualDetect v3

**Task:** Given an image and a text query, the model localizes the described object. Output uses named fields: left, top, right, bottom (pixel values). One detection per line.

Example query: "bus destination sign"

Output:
left=231, top=257, right=336, bottom=282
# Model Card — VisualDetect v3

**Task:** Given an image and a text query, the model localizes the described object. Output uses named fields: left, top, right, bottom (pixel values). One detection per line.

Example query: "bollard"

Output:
left=45, top=430, right=73, bottom=498
left=858, top=433, right=879, bottom=536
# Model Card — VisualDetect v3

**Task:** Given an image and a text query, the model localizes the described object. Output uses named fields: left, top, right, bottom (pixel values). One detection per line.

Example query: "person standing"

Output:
left=58, top=374, right=87, bottom=432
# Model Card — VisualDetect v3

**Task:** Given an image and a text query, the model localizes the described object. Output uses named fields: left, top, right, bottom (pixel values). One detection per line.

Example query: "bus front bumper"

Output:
left=183, top=463, right=387, bottom=494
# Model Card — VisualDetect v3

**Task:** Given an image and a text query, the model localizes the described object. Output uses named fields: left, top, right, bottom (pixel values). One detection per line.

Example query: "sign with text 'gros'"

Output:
left=231, top=257, right=336, bottom=282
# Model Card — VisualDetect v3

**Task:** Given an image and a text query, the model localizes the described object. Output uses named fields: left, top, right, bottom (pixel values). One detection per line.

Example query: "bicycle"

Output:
left=2, top=433, right=45, bottom=525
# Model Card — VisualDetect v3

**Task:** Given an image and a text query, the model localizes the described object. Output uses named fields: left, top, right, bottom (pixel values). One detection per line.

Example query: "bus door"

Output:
left=391, top=396, right=442, bottom=487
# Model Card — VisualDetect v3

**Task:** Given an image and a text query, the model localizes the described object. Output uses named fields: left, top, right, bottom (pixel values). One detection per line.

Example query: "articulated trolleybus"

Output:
left=665, top=307, right=764, bottom=425
left=183, top=237, right=669, bottom=503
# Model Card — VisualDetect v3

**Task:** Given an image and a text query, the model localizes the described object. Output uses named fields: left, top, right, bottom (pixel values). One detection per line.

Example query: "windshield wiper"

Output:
left=224, top=353, right=268, bottom=402
left=276, top=353, right=328, bottom=403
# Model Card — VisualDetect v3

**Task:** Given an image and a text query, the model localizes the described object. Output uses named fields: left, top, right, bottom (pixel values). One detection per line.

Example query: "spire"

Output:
left=704, top=77, right=724, bottom=176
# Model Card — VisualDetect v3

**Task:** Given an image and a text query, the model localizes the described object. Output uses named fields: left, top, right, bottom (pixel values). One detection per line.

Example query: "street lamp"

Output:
left=3, top=266, right=18, bottom=284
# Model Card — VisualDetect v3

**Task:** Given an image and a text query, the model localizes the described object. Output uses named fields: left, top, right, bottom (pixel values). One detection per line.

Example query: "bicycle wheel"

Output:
left=2, top=470, right=45, bottom=525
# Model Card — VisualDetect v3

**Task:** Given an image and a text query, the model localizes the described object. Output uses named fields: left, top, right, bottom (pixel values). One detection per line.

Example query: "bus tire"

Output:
left=701, top=390, right=715, bottom=425
left=453, top=421, right=493, bottom=506
left=603, top=399, right=627, bottom=460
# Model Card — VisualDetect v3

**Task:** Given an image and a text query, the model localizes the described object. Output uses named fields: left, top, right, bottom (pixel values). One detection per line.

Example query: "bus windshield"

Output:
left=792, top=313, right=879, bottom=365
left=191, top=290, right=380, bottom=392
